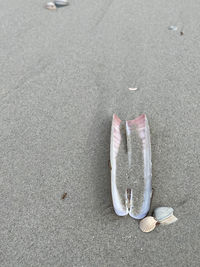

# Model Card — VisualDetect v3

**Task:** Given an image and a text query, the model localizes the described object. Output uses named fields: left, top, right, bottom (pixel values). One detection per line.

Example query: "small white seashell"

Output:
left=139, top=216, right=157, bottom=233
left=168, top=25, right=177, bottom=31
left=46, top=2, right=56, bottom=10
left=154, top=207, right=174, bottom=222
left=54, top=0, right=69, bottom=6
left=159, top=214, right=178, bottom=225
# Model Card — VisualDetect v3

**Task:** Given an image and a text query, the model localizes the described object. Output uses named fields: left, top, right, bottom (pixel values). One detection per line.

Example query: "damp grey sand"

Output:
left=1, top=0, right=200, bottom=265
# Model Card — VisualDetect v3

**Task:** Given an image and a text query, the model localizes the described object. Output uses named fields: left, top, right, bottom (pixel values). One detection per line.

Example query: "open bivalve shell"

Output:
left=110, top=114, right=152, bottom=220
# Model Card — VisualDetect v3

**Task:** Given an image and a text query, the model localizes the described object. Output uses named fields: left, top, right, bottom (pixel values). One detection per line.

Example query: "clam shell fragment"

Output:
left=110, top=114, right=152, bottom=219
left=159, top=215, right=177, bottom=225
left=54, top=0, right=69, bottom=6
left=154, top=207, right=177, bottom=225
left=139, top=216, right=157, bottom=233
left=168, top=25, right=177, bottom=31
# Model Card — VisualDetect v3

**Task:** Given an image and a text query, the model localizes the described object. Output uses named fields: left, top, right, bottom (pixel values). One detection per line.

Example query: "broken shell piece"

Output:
left=139, top=216, right=157, bottom=233
left=54, top=0, right=69, bottom=6
left=110, top=114, right=152, bottom=219
left=154, top=207, right=173, bottom=221
left=159, top=215, right=177, bottom=225
left=154, top=207, right=177, bottom=225
left=46, top=2, right=56, bottom=10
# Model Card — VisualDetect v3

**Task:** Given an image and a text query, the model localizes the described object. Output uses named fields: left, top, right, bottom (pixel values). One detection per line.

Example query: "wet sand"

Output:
left=0, top=0, right=200, bottom=266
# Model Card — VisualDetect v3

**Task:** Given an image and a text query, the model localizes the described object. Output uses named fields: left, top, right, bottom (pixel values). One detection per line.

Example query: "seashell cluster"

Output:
left=154, top=207, right=177, bottom=225
left=139, top=207, right=178, bottom=233
left=45, top=0, right=69, bottom=10
left=110, top=113, right=178, bottom=234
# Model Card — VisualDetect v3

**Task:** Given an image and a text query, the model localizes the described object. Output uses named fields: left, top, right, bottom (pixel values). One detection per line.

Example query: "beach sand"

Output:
left=0, top=0, right=200, bottom=266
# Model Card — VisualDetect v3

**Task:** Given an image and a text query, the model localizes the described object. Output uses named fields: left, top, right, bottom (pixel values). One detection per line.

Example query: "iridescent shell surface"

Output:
left=110, top=114, right=152, bottom=219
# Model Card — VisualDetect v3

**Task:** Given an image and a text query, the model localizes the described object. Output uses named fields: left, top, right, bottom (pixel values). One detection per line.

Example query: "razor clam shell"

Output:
left=159, top=214, right=178, bottom=225
left=54, top=0, right=69, bottom=6
left=110, top=114, right=128, bottom=216
left=127, top=114, right=152, bottom=219
left=139, top=216, right=157, bottom=233
left=154, top=207, right=174, bottom=222
left=110, top=114, right=152, bottom=219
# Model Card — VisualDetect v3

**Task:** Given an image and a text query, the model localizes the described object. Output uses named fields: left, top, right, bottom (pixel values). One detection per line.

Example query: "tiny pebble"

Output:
left=168, top=25, right=177, bottom=31
left=61, top=192, right=67, bottom=199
